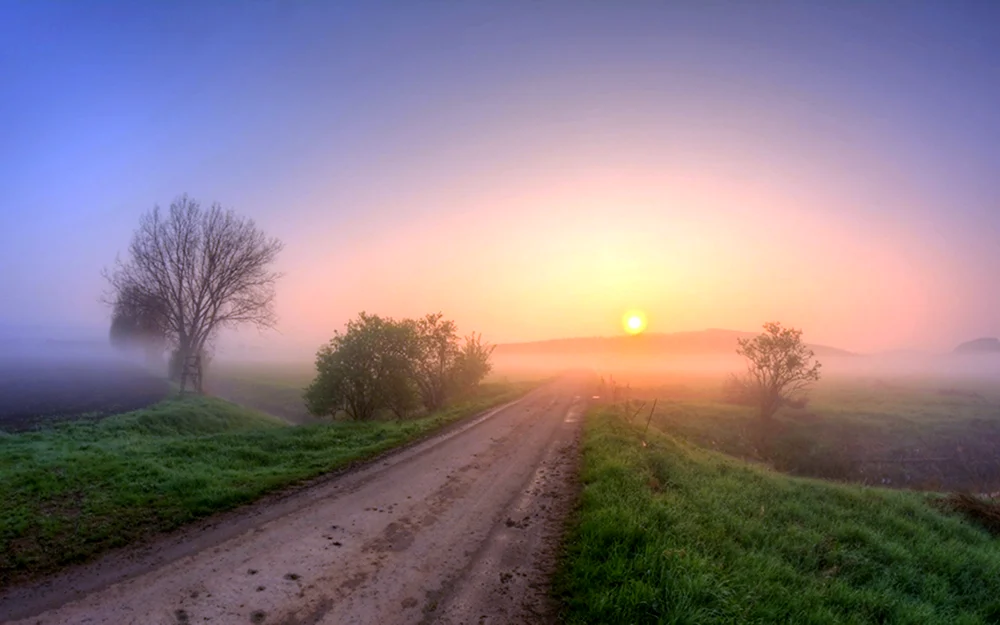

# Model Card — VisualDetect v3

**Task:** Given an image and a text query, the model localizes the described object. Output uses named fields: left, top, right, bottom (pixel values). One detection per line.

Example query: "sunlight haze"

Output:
left=2, top=2, right=998, bottom=355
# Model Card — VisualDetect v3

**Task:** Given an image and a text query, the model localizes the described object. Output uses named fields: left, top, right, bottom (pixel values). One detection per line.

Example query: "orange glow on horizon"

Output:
left=257, top=151, right=961, bottom=356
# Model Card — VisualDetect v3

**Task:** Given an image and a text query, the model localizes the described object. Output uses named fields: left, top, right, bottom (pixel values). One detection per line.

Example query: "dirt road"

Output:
left=1, top=376, right=589, bottom=625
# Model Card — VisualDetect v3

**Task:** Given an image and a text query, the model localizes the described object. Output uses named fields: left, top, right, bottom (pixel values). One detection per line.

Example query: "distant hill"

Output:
left=954, top=338, right=1000, bottom=355
left=494, top=329, right=855, bottom=358
left=873, top=348, right=932, bottom=358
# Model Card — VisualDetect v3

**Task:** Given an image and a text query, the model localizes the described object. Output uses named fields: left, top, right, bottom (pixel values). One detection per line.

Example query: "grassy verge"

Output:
left=557, top=407, right=1000, bottom=624
left=0, top=382, right=529, bottom=587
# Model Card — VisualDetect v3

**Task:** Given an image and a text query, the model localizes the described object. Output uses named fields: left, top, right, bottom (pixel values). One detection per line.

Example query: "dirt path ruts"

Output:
left=1, top=375, right=588, bottom=625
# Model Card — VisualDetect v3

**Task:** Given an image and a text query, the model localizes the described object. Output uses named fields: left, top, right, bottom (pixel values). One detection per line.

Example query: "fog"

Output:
left=492, top=350, right=1000, bottom=383
left=4, top=319, right=1000, bottom=491
left=0, top=330, right=171, bottom=432
left=487, top=329, right=1000, bottom=381
left=3, top=3, right=1000, bottom=429
left=0, top=329, right=133, bottom=366
left=5, top=324, right=1000, bottom=382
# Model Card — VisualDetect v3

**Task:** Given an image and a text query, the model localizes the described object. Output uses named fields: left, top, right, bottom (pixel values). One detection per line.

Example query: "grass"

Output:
left=206, top=361, right=317, bottom=424
left=557, top=407, right=1000, bottom=624
left=619, top=375, right=1000, bottom=491
left=0, top=383, right=528, bottom=587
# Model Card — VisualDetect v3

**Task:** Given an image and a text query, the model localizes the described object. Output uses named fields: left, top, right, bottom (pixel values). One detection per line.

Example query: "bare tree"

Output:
left=736, top=322, right=822, bottom=430
left=105, top=195, right=283, bottom=392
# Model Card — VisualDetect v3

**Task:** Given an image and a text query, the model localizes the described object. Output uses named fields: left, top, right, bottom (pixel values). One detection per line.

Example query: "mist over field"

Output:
left=4, top=321, right=1000, bottom=435
left=491, top=331, right=1000, bottom=380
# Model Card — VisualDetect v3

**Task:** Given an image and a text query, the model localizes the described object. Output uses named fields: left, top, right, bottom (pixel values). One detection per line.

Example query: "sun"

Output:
left=622, top=310, right=647, bottom=335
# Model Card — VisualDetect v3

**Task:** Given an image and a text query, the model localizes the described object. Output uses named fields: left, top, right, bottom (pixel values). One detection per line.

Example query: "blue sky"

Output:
left=2, top=1, right=999, bottom=352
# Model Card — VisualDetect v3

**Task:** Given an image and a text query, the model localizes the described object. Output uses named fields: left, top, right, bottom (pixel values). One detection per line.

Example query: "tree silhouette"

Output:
left=105, top=195, right=282, bottom=392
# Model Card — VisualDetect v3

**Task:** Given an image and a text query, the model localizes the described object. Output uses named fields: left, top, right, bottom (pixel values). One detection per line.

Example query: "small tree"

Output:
left=450, top=332, right=495, bottom=397
left=411, top=313, right=460, bottom=411
left=304, top=313, right=418, bottom=420
left=104, top=195, right=282, bottom=392
left=736, top=322, right=822, bottom=428
left=306, top=312, right=495, bottom=420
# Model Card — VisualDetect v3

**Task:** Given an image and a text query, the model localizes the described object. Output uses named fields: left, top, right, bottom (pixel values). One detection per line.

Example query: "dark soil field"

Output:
left=0, top=358, right=170, bottom=432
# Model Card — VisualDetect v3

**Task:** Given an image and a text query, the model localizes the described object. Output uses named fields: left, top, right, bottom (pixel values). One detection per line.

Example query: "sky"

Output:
left=2, top=1, right=999, bottom=356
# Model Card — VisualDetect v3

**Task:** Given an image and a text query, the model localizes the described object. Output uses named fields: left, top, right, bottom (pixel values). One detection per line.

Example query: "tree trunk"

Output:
left=175, top=342, right=204, bottom=394
left=192, top=352, right=204, bottom=393
left=172, top=345, right=188, bottom=392
left=757, top=400, right=779, bottom=460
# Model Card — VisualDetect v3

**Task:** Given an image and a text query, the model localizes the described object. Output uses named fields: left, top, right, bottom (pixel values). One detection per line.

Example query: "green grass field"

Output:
left=613, top=375, right=1000, bottom=491
left=0, top=382, right=527, bottom=587
left=205, top=361, right=317, bottom=423
left=557, top=407, right=1000, bottom=624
